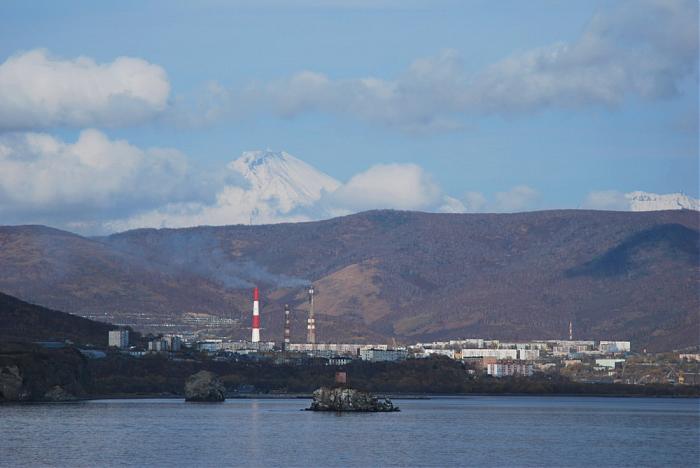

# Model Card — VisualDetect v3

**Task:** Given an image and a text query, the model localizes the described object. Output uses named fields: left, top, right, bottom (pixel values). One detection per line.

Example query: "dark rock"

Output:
left=0, top=364, right=29, bottom=401
left=43, top=385, right=78, bottom=401
left=0, top=343, right=87, bottom=402
left=184, top=370, right=225, bottom=402
left=308, top=386, right=399, bottom=412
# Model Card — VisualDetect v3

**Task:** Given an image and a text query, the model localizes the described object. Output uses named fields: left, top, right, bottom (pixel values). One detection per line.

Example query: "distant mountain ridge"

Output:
left=0, top=209, right=698, bottom=351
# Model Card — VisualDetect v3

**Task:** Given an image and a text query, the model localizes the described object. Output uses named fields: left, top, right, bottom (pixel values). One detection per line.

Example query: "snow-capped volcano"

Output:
left=229, top=150, right=341, bottom=218
left=627, top=191, right=699, bottom=212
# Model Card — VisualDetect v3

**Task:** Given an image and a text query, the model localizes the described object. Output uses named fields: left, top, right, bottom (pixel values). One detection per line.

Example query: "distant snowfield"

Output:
left=626, top=191, right=699, bottom=212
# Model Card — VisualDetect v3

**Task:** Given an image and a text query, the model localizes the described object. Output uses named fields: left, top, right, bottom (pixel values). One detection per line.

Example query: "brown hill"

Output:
left=0, top=291, right=118, bottom=346
left=0, top=210, right=698, bottom=351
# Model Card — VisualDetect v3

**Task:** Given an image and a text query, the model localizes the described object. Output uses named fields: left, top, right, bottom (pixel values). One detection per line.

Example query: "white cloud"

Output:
left=469, top=0, right=697, bottom=113
left=462, top=191, right=488, bottom=212
left=493, top=185, right=540, bottom=212
left=0, top=49, right=170, bottom=130
left=0, top=130, right=203, bottom=225
left=103, top=159, right=462, bottom=233
left=204, top=0, right=697, bottom=133
left=437, top=196, right=466, bottom=214
left=581, top=190, right=629, bottom=210
left=326, top=163, right=443, bottom=212
left=455, top=186, right=540, bottom=213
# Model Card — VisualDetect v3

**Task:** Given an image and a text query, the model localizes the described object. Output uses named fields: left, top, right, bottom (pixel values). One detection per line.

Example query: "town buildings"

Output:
left=108, top=329, right=129, bottom=349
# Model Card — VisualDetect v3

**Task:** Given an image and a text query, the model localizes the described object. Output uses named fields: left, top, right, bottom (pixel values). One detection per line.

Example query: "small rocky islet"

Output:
left=184, top=370, right=226, bottom=402
left=307, top=386, right=399, bottom=412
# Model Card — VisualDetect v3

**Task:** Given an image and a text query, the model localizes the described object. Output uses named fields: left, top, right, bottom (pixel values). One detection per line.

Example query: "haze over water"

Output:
left=1, top=396, right=698, bottom=467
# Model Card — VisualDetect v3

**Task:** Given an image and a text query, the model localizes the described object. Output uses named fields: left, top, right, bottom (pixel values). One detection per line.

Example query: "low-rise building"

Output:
left=461, top=349, right=518, bottom=360
left=599, top=341, right=631, bottom=354
left=197, top=339, right=223, bottom=353
left=423, top=349, right=455, bottom=359
left=359, top=348, right=408, bottom=362
left=487, top=363, right=534, bottom=377
left=595, top=358, right=625, bottom=369
left=286, top=343, right=365, bottom=355
left=517, top=349, right=540, bottom=360
left=221, top=341, right=275, bottom=352
left=328, top=356, right=354, bottom=366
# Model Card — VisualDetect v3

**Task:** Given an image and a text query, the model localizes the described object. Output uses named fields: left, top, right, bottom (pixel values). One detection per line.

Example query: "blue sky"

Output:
left=0, top=0, right=697, bottom=232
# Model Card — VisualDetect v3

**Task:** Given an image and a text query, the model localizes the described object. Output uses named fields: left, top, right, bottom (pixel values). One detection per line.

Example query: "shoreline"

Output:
left=60, top=391, right=700, bottom=402
left=4, top=392, right=699, bottom=405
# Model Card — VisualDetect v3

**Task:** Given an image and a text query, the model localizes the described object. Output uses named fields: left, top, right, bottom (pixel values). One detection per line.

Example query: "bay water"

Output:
left=1, top=396, right=698, bottom=467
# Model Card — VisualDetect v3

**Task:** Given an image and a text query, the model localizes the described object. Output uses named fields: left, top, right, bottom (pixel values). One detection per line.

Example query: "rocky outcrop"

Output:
left=0, top=365, right=28, bottom=401
left=43, top=385, right=78, bottom=402
left=0, top=343, right=87, bottom=402
left=308, top=387, right=399, bottom=412
left=184, top=370, right=226, bottom=402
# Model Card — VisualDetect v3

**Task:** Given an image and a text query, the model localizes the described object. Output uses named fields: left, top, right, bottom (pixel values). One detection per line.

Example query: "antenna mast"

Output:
left=307, top=285, right=316, bottom=345
left=568, top=320, right=573, bottom=341
left=283, top=304, right=291, bottom=351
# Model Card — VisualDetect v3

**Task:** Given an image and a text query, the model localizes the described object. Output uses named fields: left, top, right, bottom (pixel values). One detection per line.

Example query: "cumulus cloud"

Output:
left=581, top=190, right=629, bottom=210
left=0, top=49, right=170, bottom=130
left=325, top=163, right=443, bottom=213
left=453, top=186, right=540, bottom=213
left=462, top=191, right=488, bottom=212
left=240, top=50, right=468, bottom=133
left=104, top=183, right=311, bottom=233
left=107, top=161, right=458, bottom=232
left=206, top=0, right=697, bottom=133
left=493, top=185, right=540, bottom=212
left=469, top=0, right=698, bottom=113
left=0, top=130, right=208, bottom=226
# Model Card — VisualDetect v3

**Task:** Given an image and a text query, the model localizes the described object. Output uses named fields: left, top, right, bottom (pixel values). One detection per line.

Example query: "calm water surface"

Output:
left=1, top=396, right=698, bottom=467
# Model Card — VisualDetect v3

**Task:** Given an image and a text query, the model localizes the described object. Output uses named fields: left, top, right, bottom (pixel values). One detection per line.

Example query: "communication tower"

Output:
left=568, top=321, right=573, bottom=341
left=307, top=285, right=316, bottom=344
left=283, top=304, right=291, bottom=351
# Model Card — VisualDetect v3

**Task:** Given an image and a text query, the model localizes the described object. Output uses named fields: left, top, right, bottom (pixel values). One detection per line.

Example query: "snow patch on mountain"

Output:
left=626, top=191, right=699, bottom=212
left=230, top=150, right=341, bottom=215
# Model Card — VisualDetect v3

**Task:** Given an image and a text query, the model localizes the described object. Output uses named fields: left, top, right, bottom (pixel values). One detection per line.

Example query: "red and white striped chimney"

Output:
left=251, top=287, right=260, bottom=343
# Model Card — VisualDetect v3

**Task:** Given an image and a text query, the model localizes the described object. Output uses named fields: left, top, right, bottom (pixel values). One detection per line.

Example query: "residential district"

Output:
left=94, top=287, right=699, bottom=387
left=102, top=331, right=700, bottom=387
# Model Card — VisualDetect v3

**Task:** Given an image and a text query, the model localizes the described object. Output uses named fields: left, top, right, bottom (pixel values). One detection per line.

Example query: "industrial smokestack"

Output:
left=307, top=285, right=316, bottom=344
left=283, top=304, right=291, bottom=351
left=252, top=287, right=260, bottom=343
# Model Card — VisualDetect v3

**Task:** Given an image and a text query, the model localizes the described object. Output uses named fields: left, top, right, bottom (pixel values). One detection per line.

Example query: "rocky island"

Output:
left=308, top=386, right=399, bottom=412
left=184, top=370, right=226, bottom=402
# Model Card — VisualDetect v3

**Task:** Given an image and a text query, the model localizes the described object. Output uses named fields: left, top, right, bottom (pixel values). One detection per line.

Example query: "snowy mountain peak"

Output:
left=626, top=191, right=699, bottom=212
left=229, top=150, right=340, bottom=214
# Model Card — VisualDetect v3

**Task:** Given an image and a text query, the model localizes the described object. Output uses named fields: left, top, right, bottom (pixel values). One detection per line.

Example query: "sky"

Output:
left=0, top=0, right=697, bottom=233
